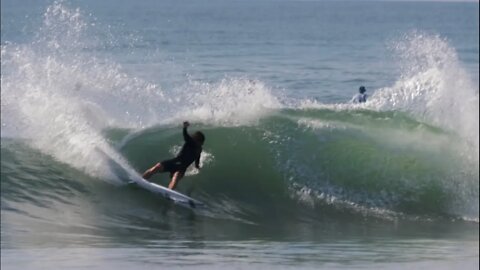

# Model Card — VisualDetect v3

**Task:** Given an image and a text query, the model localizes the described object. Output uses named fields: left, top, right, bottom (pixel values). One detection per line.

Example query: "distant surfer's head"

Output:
left=193, top=131, right=205, bottom=145
left=359, top=86, right=366, bottom=93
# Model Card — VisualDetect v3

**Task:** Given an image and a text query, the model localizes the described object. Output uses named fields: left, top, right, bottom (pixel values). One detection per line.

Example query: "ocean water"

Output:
left=1, top=0, right=479, bottom=269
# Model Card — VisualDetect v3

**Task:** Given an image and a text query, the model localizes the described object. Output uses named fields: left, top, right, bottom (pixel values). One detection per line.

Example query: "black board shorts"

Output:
left=160, top=158, right=187, bottom=175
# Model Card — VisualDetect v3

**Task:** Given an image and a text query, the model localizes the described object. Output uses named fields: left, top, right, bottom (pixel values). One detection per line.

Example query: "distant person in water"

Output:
left=351, top=86, right=367, bottom=103
left=142, top=121, right=205, bottom=190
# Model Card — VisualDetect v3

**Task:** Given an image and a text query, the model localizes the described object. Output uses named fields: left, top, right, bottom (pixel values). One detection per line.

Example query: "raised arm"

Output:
left=183, top=121, right=195, bottom=145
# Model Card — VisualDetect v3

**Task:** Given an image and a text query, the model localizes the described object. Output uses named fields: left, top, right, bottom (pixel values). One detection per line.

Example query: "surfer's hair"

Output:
left=193, top=131, right=205, bottom=144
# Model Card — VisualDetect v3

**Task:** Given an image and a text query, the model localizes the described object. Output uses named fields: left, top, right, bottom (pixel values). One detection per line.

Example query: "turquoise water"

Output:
left=1, top=0, right=479, bottom=269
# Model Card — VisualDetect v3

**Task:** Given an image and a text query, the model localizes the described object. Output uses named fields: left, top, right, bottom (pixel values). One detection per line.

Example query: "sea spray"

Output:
left=370, top=32, right=479, bottom=156
left=370, top=33, right=479, bottom=218
left=284, top=33, right=479, bottom=219
left=1, top=2, right=477, bottom=221
left=171, top=78, right=281, bottom=126
left=0, top=2, right=163, bottom=182
left=1, top=2, right=281, bottom=183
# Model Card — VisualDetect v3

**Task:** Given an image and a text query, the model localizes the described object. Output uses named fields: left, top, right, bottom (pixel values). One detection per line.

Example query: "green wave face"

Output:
left=1, top=108, right=478, bottom=248
left=112, top=108, right=478, bottom=219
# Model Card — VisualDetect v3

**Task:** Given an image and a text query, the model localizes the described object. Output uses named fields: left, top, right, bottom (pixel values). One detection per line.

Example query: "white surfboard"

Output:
left=94, top=147, right=204, bottom=209
left=128, top=173, right=205, bottom=209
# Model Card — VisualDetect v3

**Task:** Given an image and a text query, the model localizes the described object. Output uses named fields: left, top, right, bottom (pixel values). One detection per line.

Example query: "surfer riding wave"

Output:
left=142, top=121, right=205, bottom=190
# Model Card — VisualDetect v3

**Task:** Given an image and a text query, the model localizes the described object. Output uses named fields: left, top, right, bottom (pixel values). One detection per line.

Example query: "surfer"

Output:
left=351, top=86, right=367, bottom=103
left=142, top=121, right=205, bottom=190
